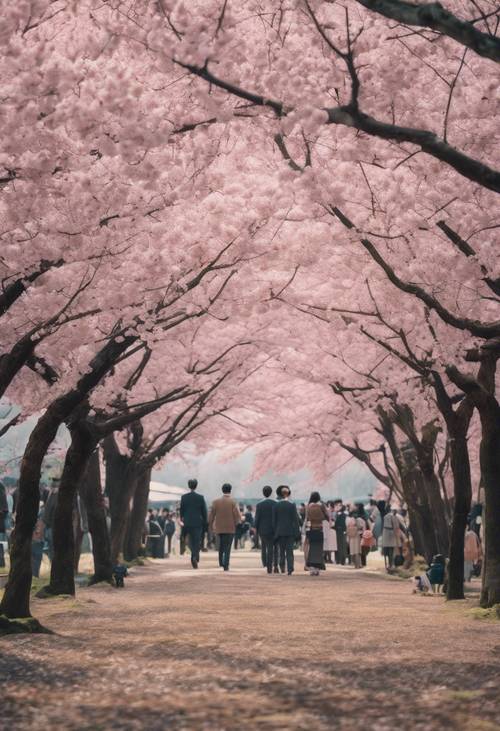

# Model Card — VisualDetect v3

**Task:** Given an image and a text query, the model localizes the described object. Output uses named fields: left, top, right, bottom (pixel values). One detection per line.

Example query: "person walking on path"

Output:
left=255, top=485, right=277, bottom=573
left=180, top=478, right=208, bottom=569
left=464, top=527, right=482, bottom=582
left=305, top=492, right=329, bottom=576
left=274, top=485, right=300, bottom=575
left=209, top=483, right=241, bottom=571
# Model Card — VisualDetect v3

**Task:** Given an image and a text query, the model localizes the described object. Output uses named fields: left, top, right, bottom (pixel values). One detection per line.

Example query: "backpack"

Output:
left=361, top=529, right=374, bottom=547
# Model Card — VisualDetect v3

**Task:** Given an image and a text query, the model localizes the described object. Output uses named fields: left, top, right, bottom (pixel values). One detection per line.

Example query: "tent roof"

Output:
left=149, top=481, right=187, bottom=502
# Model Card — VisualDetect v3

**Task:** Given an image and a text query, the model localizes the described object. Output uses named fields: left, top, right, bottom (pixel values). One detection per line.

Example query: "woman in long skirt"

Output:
left=305, top=492, right=329, bottom=576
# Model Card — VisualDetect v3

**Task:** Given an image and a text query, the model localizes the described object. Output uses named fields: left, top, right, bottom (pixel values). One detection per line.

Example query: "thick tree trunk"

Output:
left=0, top=409, right=63, bottom=617
left=104, top=424, right=145, bottom=565
left=446, top=432, right=472, bottom=600
left=80, top=448, right=113, bottom=584
left=479, top=413, right=500, bottom=607
left=47, top=422, right=95, bottom=596
left=124, top=466, right=151, bottom=561
left=0, top=336, right=135, bottom=617
left=418, top=458, right=450, bottom=557
left=110, top=468, right=138, bottom=564
left=400, top=457, right=439, bottom=563
left=406, top=496, right=435, bottom=562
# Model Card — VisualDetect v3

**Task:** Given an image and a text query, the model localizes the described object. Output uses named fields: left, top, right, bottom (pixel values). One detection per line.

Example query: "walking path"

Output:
left=2, top=550, right=500, bottom=730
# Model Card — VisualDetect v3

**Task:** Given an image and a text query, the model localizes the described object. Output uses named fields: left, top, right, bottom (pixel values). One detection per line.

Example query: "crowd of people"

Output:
left=0, top=478, right=484, bottom=585
left=144, top=481, right=484, bottom=581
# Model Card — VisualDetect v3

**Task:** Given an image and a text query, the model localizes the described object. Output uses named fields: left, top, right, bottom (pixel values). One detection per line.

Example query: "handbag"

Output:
left=394, top=550, right=404, bottom=567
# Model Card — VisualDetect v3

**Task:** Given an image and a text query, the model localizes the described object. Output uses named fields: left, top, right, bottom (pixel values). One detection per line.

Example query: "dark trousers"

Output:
left=260, top=534, right=276, bottom=571
left=218, top=533, right=234, bottom=569
left=166, top=534, right=173, bottom=555
left=184, top=526, right=202, bottom=563
left=335, top=530, right=347, bottom=565
left=361, top=545, right=370, bottom=566
left=278, top=535, right=295, bottom=573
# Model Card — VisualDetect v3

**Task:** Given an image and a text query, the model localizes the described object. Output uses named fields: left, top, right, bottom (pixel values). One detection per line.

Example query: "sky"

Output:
left=0, top=409, right=377, bottom=501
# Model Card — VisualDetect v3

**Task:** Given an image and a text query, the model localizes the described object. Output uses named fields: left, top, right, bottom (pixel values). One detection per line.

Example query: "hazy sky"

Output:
left=0, top=409, right=376, bottom=501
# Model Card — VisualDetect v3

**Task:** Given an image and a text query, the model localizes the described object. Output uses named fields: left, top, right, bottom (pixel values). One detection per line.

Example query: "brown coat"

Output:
left=209, top=496, right=241, bottom=535
left=306, top=502, right=329, bottom=529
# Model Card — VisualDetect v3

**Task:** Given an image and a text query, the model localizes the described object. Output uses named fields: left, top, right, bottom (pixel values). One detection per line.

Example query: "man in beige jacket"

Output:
left=208, top=483, right=241, bottom=571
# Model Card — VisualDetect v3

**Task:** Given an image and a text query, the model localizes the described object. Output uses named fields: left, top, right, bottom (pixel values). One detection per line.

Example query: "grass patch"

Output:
left=469, top=604, right=500, bottom=621
left=0, top=614, right=53, bottom=636
left=447, top=690, right=484, bottom=702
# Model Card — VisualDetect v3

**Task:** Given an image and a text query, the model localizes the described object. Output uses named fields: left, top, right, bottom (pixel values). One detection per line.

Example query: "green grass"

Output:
left=469, top=604, right=500, bottom=621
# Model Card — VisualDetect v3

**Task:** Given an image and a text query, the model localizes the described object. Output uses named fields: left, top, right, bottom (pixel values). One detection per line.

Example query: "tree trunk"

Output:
left=0, top=409, right=63, bottom=617
left=406, top=505, right=425, bottom=557
left=80, top=447, right=113, bottom=584
left=0, top=335, right=135, bottom=617
left=47, top=421, right=95, bottom=596
left=104, top=424, right=144, bottom=565
left=479, top=410, right=500, bottom=607
left=400, top=450, right=439, bottom=562
left=109, top=467, right=138, bottom=564
left=416, top=449, right=450, bottom=557
left=124, top=466, right=151, bottom=561
left=446, top=431, right=472, bottom=600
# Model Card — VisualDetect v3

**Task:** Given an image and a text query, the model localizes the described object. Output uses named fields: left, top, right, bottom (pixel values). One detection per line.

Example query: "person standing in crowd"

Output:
left=333, top=500, right=348, bottom=565
left=464, top=526, right=482, bottom=582
left=31, top=504, right=45, bottom=578
left=157, top=508, right=167, bottom=558
left=255, top=486, right=277, bottom=574
left=322, top=501, right=337, bottom=564
left=361, top=521, right=376, bottom=566
left=209, top=483, right=241, bottom=571
left=381, top=508, right=401, bottom=570
left=147, top=509, right=164, bottom=558
left=0, top=480, right=8, bottom=568
left=346, top=511, right=366, bottom=568
left=42, top=477, right=60, bottom=561
left=164, top=511, right=176, bottom=557
left=180, top=478, right=208, bottom=569
left=274, top=485, right=300, bottom=575
left=368, top=499, right=382, bottom=543
left=305, top=492, right=329, bottom=576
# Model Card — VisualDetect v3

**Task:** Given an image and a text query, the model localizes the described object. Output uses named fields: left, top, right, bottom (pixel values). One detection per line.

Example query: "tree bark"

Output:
left=446, top=430, right=472, bottom=600
left=80, top=447, right=113, bottom=584
left=479, top=407, right=500, bottom=607
left=406, top=471, right=439, bottom=563
left=0, top=407, right=63, bottom=617
left=0, top=335, right=136, bottom=617
left=109, top=467, right=138, bottom=565
left=47, top=420, right=95, bottom=596
left=125, top=466, right=152, bottom=561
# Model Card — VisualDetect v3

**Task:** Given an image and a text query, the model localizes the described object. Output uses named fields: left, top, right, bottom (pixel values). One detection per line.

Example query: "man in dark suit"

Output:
left=254, top=485, right=276, bottom=574
left=274, top=485, right=300, bottom=575
left=179, top=478, right=208, bottom=569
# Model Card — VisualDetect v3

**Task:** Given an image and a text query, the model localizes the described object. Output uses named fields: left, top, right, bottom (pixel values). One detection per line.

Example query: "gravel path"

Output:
left=2, top=550, right=499, bottom=730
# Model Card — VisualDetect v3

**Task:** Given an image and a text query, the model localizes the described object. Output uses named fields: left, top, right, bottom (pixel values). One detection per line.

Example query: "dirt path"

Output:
left=2, top=550, right=499, bottom=730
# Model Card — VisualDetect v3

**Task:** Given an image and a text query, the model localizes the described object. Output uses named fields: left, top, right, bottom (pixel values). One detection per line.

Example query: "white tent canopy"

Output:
left=148, top=481, right=187, bottom=503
